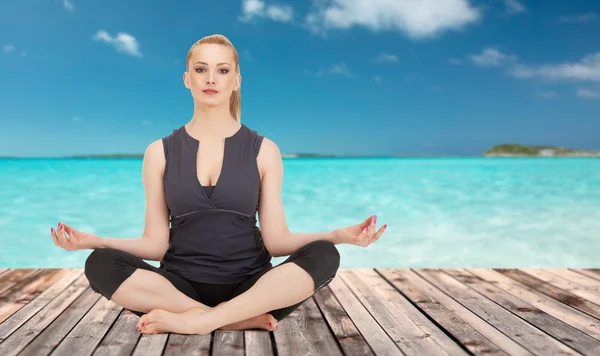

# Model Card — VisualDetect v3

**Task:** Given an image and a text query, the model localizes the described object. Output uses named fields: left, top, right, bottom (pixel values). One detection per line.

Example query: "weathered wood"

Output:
left=0, top=268, right=68, bottom=323
left=378, top=268, right=514, bottom=356
left=0, top=269, right=83, bottom=337
left=93, top=309, right=142, bottom=356
left=213, top=330, right=244, bottom=356
left=571, top=269, right=600, bottom=283
left=163, top=333, right=211, bottom=356
left=1, top=268, right=600, bottom=355
left=18, top=287, right=101, bottom=356
left=0, top=273, right=89, bottom=355
left=448, top=268, right=600, bottom=355
left=553, top=269, right=600, bottom=291
left=132, top=334, right=169, bottom=356
left=352, top=269, right=468, bottom=355
left=328, top=275, right=402, bottom=356
left=313, top=283, right=374, bottom=356
left=467, top=269, right=600, bottom=341
left=274, top=297, right=343, bottom=356
left=496, top=268, right=600, bottom=320
left=0, top=269, right=39, bottom=296
left=341, top=269, right=455, bottom=356
left=49, top=294, right=123, bottom=356
left=245, top=330, right=275, bottom=356
left=521, top=269, right=600, bottom=308
left=415, top=269, right=578, bottom=355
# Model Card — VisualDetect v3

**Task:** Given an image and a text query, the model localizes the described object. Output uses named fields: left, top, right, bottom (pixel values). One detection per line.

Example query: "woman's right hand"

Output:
left=51, top=222, right=101, bottom=251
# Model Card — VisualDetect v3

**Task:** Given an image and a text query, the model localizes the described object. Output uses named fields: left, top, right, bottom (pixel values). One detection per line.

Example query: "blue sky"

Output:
left=1, top=0, right=599, bottom=157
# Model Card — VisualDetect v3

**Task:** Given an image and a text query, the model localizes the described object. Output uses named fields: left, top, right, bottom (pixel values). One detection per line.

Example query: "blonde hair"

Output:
left=186, top=34, right=241, bottom=122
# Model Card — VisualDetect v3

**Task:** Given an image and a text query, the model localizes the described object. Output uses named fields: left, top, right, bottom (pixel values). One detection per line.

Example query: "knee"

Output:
left=309, top=240, right=341, bottom=275
left=84, top=248, right=121, bottom=284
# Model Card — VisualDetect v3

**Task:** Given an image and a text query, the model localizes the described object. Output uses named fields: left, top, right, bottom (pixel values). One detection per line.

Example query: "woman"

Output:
left=50, top=34, right=387, bottom=335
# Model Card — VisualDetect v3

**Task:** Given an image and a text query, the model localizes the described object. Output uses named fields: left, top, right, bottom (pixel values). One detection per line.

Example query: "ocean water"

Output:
left=1, top=157, right=599, bottom=268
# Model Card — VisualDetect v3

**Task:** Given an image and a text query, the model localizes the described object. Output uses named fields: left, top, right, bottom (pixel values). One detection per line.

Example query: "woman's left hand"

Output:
left=334, top=215, right=387, bottom=247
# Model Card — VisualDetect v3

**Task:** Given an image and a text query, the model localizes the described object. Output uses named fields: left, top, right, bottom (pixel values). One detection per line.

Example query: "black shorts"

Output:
left=84, top=239, right=340, bottom=321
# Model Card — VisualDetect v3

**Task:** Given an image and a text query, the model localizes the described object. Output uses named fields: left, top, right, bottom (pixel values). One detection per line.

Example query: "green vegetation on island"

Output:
left=485, top=144, right=600, bottom=157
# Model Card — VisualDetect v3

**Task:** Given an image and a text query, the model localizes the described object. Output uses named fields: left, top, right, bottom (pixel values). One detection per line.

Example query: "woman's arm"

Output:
left=97, top=139, right=171, bottom=261
left=256, top=138, right=338, bottom=258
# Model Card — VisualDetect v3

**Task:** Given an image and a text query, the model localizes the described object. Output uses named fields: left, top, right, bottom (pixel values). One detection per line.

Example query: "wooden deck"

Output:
left=0, top=268, right=600, bottom=355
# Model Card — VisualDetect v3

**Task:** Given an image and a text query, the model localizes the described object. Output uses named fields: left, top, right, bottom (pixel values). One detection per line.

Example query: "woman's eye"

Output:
left=194, top=68, right=229, bottom=74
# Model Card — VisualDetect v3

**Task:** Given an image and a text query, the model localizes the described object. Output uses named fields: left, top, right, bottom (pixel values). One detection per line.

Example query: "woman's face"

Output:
left=184, top=44, right=240, bottom=108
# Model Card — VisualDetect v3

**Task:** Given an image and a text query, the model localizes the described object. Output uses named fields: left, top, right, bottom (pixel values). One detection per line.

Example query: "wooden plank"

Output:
left=467, top=269, right=600, bottom=341
left=448, top=269, right=600, bottom=355
left=351, top=269, right=468, bottom=355
left=341, top=269, right=454, bottom=356
left=415, top=269, right=578, bottom=355
left=553, top=269, right=600, bottom=291
left=212, top=331, right=244, bottom=356
left=0, top=269, right=39, bottom=296
left=163, top=333, right=211, bottom=356
left=0, top=273, right=89, bottom=355
left=93, top=309, right=142, bottom=356
left=0, top=268, right=68, bottom=323
left=496, top=269, right=600, bottom=320
left=50, top=296, right=123, bottom=356
left=273, top=297, right=343, bottom=356
left=328, top=275, right=402, bottom=356
left=571, top=269, right=600, bottom=282
left=378, top=268, right=514, bottom=356
left=132, top=334, right=169, bottom=356
left=245, top=330, right=274, bottom=356
left=521, top=269, right=600, bottom=307
left=0, top=269, right=9, bottom=277
left=313, top=284, right=375, bottom=356
left=18, top=288, right=101, bottom=356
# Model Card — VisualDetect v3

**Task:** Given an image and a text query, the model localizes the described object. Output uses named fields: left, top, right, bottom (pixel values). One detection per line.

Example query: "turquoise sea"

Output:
left=1, top=157, right=599, bottom=268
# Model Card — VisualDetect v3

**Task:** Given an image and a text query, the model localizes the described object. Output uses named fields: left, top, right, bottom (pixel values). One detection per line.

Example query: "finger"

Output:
left=360, top=226, right=373, bottom=247
left=57, top=224, right=72, bottom=250
left=50, top=227, right=60, bottom=247
left=62, top=223, right=75, bottom=234
left=367, top=224, right=387, bottom=246
left=355, top=226, right=369, bottom=246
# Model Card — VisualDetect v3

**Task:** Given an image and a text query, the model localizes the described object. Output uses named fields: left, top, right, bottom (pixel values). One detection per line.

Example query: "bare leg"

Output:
left=111, top=269, right=277, bottom=331
left=137, top=262, right=313, bottom=335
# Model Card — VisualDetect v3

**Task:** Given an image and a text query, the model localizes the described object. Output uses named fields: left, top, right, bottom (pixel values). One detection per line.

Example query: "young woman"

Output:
left=50, top=34, right=387, bottom=335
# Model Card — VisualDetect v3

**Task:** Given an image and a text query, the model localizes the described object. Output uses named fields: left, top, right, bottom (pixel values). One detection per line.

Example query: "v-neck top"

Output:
left=159, top=123, right=272, bottom=284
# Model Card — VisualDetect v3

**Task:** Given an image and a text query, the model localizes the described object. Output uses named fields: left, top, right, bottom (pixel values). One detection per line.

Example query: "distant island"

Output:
left=2, top=145, right=599, bottom=159
left=485, top=144, right=600, bottom=157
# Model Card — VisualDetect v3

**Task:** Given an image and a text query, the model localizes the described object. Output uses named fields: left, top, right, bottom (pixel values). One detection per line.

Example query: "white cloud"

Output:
left=304, top=0, right=480, bottom=39
left=373, top=75, right=382, bottom=83
left=374, top=52, right=398, bottom=63
left=509, top=52, right=600, bottom=82
left=92, top=30, right=142, bottom=58
left=504, top=0, right=525, bottom=15
left=239, top=0, right=294, bottom=23
left=448, top=58, right=463, bottom=65
left=558, top=13, right=599, bottom=24
left=3, top=44, right=15, bottom=53
left=576, top=88, right=600, bottom=99
left=469, top=47, right=517, bottom=67
left=63, top=0, right=74, bottom=12
left=315, top=62, right=353, bottom=77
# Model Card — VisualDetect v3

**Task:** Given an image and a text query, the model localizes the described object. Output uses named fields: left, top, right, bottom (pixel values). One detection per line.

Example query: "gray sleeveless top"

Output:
left=159, top=123, right=272, bottom=284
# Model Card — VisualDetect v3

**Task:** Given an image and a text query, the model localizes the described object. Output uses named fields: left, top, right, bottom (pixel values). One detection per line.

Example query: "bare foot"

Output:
left=137, top=308, right=206, bottom=335
left=216, top=302, right=278, bottom=331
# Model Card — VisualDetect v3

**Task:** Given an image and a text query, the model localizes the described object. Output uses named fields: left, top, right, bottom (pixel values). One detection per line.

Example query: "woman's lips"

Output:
left=203, top=89, right=218, bottom=95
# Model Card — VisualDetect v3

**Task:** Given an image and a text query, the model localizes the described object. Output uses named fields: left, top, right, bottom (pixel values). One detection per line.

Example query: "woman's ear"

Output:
left=183, top=72, right=189, bottom=89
